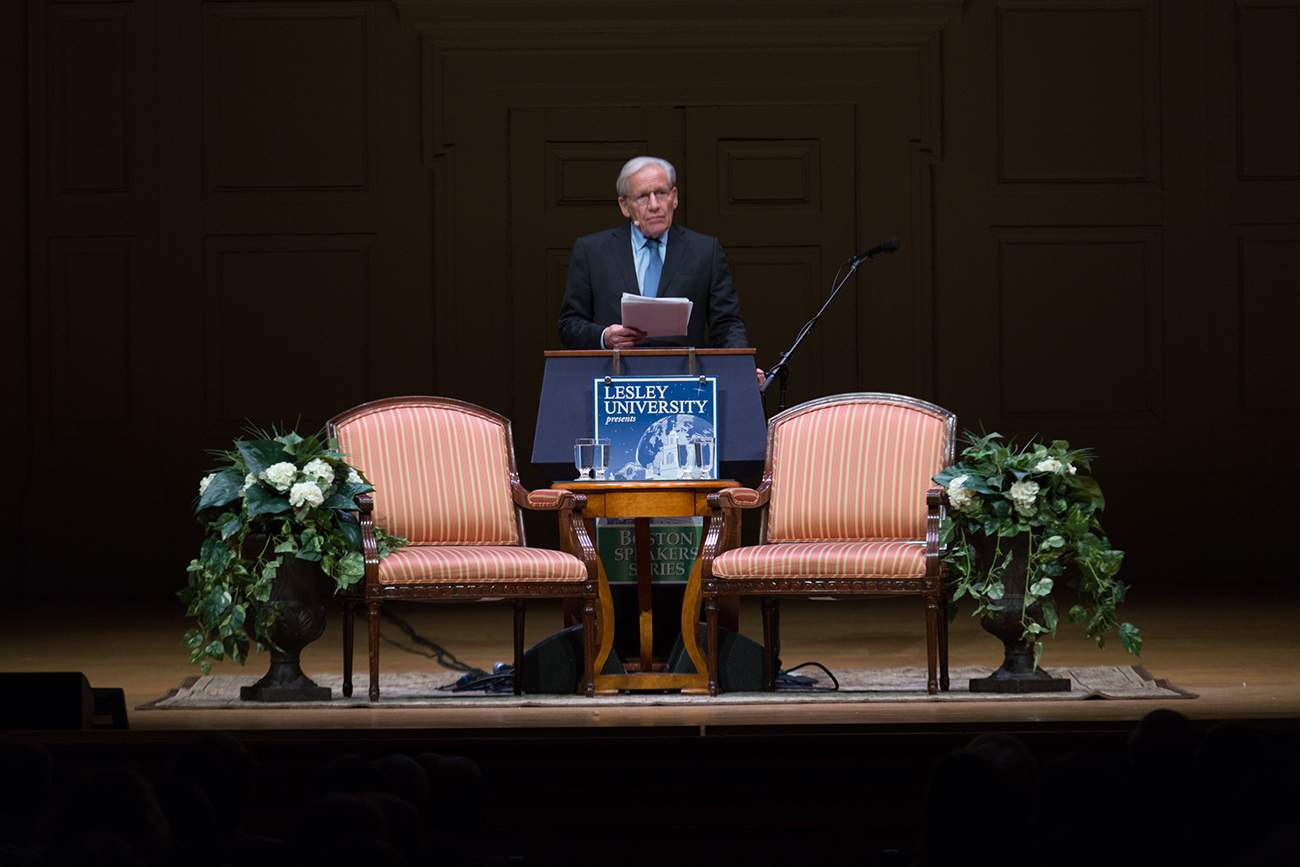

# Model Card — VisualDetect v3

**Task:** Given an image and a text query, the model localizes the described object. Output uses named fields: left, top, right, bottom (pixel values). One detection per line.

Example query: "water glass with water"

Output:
left=592, top=438, right=610, bottom=480
left=694, top=437, right=716, bottom=479
left=676, top=436, right=716, bottom=479
left=677, top=438, right=698, bottom=479
left=574, top=438, right=596, bottom=479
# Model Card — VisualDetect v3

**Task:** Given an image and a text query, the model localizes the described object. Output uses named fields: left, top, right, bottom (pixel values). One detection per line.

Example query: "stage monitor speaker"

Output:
left=666, top=624, right=767, bottom=692
left=93, top=686, right=130, bottom=730
left=1, top=672, right=93, bottom=730
left=0, top=673, right=129, bottom=730
left=518, top=625, right=625, bottom=694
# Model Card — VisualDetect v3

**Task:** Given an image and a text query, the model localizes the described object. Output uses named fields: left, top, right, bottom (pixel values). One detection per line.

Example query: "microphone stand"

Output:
left=760, top=251, right=874, bottom=415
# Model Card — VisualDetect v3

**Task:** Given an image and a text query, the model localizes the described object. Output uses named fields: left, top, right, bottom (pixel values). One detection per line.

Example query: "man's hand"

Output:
left=602, top=324, right=648, bottom=349
left=756, top=367, right=766, bottom=388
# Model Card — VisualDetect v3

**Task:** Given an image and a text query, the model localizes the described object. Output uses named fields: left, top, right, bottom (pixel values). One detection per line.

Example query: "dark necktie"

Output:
left=643, top=237, right=662, bottom=297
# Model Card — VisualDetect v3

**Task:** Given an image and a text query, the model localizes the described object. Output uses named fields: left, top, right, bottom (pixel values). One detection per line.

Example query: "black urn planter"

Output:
left=240, top=548, right=332, bottom=702
left=965, top=533, right=1071, bottom=694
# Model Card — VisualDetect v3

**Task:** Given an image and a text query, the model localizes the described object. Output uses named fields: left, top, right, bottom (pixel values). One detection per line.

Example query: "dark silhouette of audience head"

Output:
left=911, top=710, right=1299, bottom=867
left=46, top=764, right=173, bottom=867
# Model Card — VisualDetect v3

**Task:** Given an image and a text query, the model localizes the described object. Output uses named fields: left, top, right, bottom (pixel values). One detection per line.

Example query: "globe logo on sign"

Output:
left=608, top=414, right=715, bottom=480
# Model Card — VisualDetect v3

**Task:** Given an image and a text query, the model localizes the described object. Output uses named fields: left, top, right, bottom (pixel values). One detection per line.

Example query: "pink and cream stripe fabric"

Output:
left=712, top=540, right=926, bottom=580
left=766, top=402, right=948, bottom=543
left=335, top=404, right=520, bottom=546
left=377, top=544, right=587, bottom=585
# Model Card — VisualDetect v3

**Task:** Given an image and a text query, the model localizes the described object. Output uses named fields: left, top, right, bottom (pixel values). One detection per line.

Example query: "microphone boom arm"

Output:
left=759, top=239, right=899, bottom=409
left=760, top=264, right=855, bottom=394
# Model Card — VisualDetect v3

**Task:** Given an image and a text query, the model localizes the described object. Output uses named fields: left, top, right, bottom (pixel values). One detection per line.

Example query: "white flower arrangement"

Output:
left=933, top=432, right=1141, bottom=659
left=185, top=426, right=402, bottom=674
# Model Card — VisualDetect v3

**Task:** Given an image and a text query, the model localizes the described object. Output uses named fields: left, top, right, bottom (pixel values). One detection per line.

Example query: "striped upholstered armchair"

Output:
left=327, top=396, right=598, bottom=700
left=701, top=393, right=956, bottom=696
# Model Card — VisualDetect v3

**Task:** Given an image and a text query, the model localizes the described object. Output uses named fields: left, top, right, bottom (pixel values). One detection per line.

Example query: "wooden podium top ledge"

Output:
left=544, top=348, right=755, bottom=358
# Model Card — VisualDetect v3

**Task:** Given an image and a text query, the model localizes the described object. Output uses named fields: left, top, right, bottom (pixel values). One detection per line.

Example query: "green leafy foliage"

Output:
left=182, top=423, right=406, bottom=670
left=936, top=432, right=1142, bottom=662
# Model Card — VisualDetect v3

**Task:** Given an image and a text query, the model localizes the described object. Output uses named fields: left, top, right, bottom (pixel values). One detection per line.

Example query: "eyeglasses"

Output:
left=625, top=188, right=673, bottom=206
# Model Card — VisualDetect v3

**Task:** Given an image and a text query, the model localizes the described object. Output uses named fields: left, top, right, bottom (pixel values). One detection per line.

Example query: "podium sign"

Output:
left=596, top=517, right=702, bottom=586
left=594, top=376, right=717, bottom=480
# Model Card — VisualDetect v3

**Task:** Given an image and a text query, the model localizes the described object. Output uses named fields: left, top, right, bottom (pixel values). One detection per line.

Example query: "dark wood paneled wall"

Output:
left=9, top=0, right=1299, bottom=599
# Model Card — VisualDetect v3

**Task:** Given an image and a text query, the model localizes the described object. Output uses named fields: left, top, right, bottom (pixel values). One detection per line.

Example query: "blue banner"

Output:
left=593, top=376, right=718, bottom=480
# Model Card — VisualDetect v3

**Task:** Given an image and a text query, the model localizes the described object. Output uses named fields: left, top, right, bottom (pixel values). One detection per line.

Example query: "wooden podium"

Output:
left=533, top=349, right=766, bottom=692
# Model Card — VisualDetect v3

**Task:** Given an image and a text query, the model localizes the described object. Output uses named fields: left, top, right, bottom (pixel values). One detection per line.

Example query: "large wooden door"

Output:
left=508, top=103, right=858, bottom=437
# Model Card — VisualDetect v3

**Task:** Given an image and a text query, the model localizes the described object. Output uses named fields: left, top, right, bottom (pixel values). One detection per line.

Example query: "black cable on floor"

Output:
left=379, top=610, right=489, bottom=680
left=777, top=661, right=840, bottom=691
left=442, top=667, right=517, bottom=693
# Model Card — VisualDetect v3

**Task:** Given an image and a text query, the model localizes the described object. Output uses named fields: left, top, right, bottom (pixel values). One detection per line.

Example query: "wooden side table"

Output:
left=554, top=479, right=740, bottom=694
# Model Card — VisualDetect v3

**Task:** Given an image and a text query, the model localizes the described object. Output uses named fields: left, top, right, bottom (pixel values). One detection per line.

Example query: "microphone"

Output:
left=847, top=238, right=900, bottom=267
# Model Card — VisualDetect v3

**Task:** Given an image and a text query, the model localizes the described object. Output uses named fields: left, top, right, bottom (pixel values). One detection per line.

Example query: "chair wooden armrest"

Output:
left=926, top=486, right=944, bottom=576
left=707, top=485, right=769, bottom=511
left=520, top=487, right=587, bottom=513
left=526, top=487, right=595, bottom=562
left=353, top=493, right=379, bottom=580
left=703, top=484, right=769, bottom=583
left=704, top=483, right=770, bottom=567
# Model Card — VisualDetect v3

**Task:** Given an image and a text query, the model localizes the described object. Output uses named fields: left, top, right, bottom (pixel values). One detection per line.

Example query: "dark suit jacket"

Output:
left=557, top=221, right=750, bottom=350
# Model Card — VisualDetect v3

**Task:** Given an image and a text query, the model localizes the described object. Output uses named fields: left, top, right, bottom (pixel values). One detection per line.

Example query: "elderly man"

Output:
left=557, top=157, right=757, bottom=367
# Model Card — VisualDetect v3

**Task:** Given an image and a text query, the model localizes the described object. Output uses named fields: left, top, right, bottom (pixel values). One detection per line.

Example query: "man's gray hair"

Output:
left=616, top=157, right=676, bottom=198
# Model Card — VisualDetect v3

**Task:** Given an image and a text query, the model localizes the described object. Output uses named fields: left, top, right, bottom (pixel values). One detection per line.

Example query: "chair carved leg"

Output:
left=761, top=597, right=780, bottom=692
left=581, top=592, right=596, bottom=697
left=705, top=594, right=720, bottom=696
left=513, top=600, right=525, bottom=696
left=924, top=595, right=939, bottom=695
left=341, top=599, right=356, bottom=698
left=367, top=600, right=382, bottom=702
left=938, top=595, right=950, bottom=691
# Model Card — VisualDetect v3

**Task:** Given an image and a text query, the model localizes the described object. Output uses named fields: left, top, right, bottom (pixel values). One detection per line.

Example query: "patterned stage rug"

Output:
left=139, top=665, right=1194, bottom=710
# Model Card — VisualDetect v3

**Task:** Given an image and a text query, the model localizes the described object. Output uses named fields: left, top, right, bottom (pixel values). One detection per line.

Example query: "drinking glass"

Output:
left=693, top=437, right=716, bottom=479
left=677, top=438, right=699, bottom=479
left=574, top=438, right=596, bottom=479
left=592, top=438, right=610, bottom=480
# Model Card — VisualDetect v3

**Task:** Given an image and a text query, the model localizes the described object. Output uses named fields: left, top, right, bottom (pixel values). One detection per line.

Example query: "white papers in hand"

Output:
left=622, top=293, right=693, bottom=337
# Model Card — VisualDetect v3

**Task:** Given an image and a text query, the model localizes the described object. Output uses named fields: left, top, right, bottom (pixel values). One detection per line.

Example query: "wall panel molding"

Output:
left=717, top=140, right=821, bottom=213
left=1235, top=1, right=1300, bottom=180
left=996, top=0, right=1161, bottom=185
left=45, top=2, right=131, bottom=198
left=545, top=144, right=648, bottom=213
left=46, top=235, right=134, bottom=429
left=1235, top=225, right=1300, bottom=413
left=414, top=13, right=949, bottom=164
left=996, top=226, right=1163, bottom=423
left=394, top=0, right=965, bottom=38
left=202, top=2, right=374, bottom=197
left=203, top=234, right=373, bottom=428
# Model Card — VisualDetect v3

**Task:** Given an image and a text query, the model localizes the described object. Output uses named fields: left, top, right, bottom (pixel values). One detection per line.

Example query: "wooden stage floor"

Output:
left=6, top=585, right=1299, bottom=865
left=5, top=584, right=1298, bottom=737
